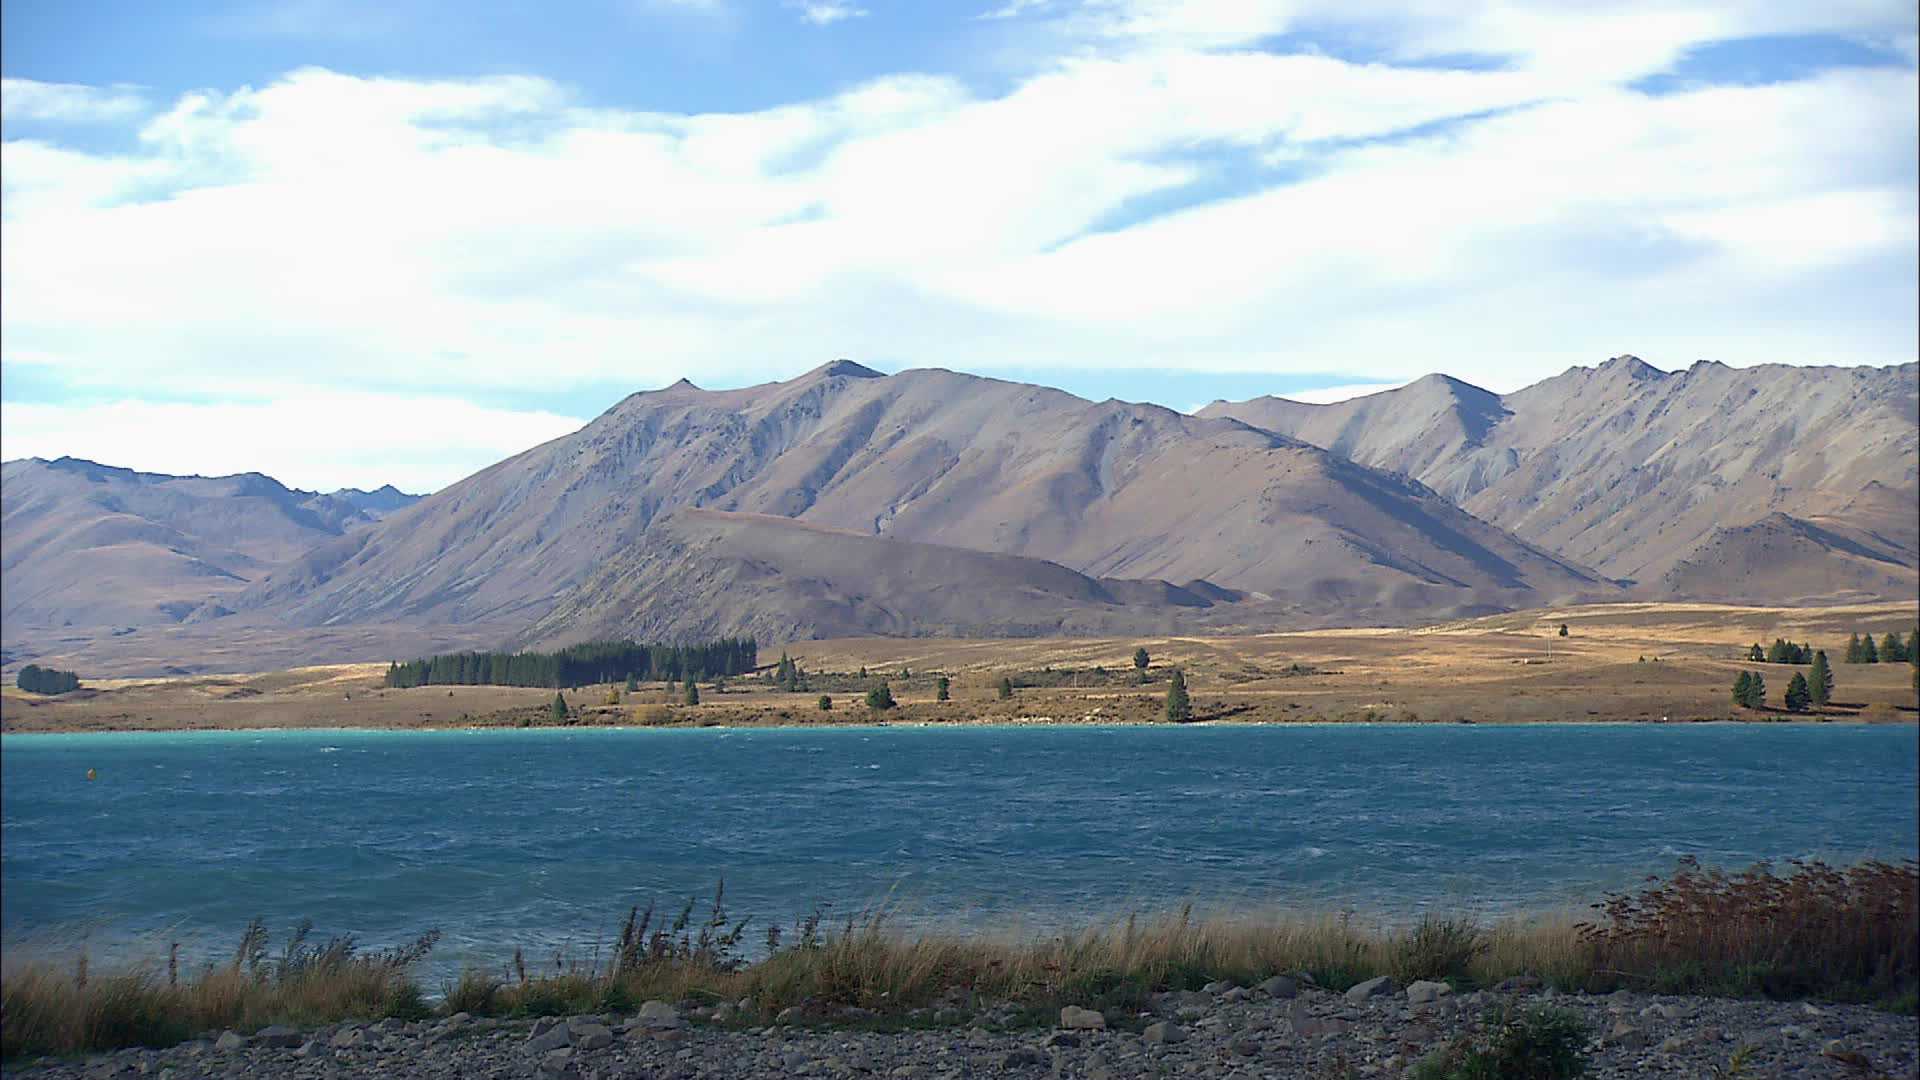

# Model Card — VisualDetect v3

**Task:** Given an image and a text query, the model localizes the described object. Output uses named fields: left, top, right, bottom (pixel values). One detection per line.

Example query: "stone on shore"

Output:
left=1345, top=975, right=1397, bottom=1003
left=1406, top=980, right=1453, bottom=1005
left=1143, top=1021, right=1188, bottom=1044
left=1257, top=975, right=1299, bottom=998
left=636, top=1000, right=683, bottom=1028
left=212, top=1031, right=247, bottom=1053
left=1059, top=1005, right=1106, bottom=1030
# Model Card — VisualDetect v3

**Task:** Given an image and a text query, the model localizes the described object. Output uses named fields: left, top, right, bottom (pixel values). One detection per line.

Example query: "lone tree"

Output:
left=1133, top=647, right=1150, bottom=671
left=684, top=679, right=700, bottom=706
left=1732, top=671, right=1753, bottom=709
left=818, top=695, right=832, bottom=711
left=1165, top=668, right=1191, bottom=723
left=1809, top=650, right=1833, bottom=707
left=998, top=676, right=1014, bottom=700
left=1558, top=623, right=1569, bottom=637
left=550, top=692, right=568, bottom=723
left=1748, top=643, right=1765, bottom=662
left=865, top=683, right=895, bottom=710
left=1784, top=672, right=1812, bottom=713
left=1742, top=670, right=1767, bottom=710
left=936, top=675, right=950, bottom=701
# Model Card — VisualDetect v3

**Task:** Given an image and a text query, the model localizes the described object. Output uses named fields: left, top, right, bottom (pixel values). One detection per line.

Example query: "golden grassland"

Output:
left=4, top=602, right=1915, bottom=733
left=4, top=860, right=1914, bottom=1060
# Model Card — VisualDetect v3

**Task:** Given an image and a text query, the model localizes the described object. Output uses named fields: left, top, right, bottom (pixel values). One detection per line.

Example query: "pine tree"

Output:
left=998, top=676, right=1014, bottom=700
left=1845, top=633, right=1863, bottom=664
left=936, top=676, right=950, bottom=701
left=1165, top=669, right=1191, bottom=722
left=550, top=692, right=568, bottom=724
left=624, top=673, right=638, bottom=693
left=1558, top=623, right=1569, bottom=637
left=1882, top=632, right=1905, bottom=664
left=1809, top=650, right=1833, bottom=707
left=1133, top=647, right=1150, bottom=671
left=1732, top=671, right=1752, bottom=708
left=1748, top=643, right=1765, bottom=662
left=1862, top=634, right=1879, bottom=664
left=684, top=679, right=700, bottom=706
left=818, top=695, right=832, bottom=711
left=865, top=683, right=895, bottom=710
left=1766, top=638, right=1792, bottom=664
left=1745, top=671, right=1766, bottom=709
left=1784, top=672, right=1811, bottom=713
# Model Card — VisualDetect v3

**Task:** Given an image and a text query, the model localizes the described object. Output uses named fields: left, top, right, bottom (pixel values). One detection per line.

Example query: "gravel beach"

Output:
left=7, top=979, right=1916, bottom=1079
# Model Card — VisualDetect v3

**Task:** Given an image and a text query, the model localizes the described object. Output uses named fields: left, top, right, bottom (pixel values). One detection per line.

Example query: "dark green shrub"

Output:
left=1413, top=1005, right=1588, bottom=1080
left=865, top=684, right=895, bottom=710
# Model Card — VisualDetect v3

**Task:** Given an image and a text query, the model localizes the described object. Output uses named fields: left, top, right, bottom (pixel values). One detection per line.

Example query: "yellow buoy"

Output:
left=86, top=768, right=97, bottom=781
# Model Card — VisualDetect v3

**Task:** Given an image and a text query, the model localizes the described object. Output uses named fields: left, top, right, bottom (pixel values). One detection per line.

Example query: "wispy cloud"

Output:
left=789, top=1, right=868, bottom=25
left=1, top=2, right=1914, bottom=493
left=1, top=78, right=147, bottom=124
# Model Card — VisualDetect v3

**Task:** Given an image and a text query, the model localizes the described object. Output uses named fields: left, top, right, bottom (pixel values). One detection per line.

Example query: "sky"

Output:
left=2, top=0, right=1915, bottom=493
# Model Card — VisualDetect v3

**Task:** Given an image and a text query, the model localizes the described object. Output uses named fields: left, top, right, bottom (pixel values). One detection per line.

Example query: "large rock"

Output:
left=1059, top=1006, right=1106, bottom=1030
left=637, top=1000, right=683, bottom=1029
left=212, top=1031, right=247, bottom=1053
left=1143, top=1022, right=1187, bottom=1044
left=526, top=1024, right=571, bottom=1053
left=568, top=1022, right=613, bottom=1050
left=254, top=1025, right=302, bottom=1048
left=1257, top=975, right=1299, bottom=999
left=1406, top=980, right=1453, bottom=1005
left=1344, top=976, right=1397, bottom=1003
left=329, top=1026, right=368, bottom=1049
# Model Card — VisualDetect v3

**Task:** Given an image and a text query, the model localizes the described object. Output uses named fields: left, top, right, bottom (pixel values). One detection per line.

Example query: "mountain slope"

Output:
left=241, top=361, right=1615, bottom=638
left=1201, top=358, right=1918, bottom=600
left=520, top=509, right=1259, bottom=645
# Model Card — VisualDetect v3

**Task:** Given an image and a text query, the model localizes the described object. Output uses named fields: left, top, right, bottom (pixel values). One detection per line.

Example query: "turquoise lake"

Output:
left=3, top=724, right=1915, bottom=980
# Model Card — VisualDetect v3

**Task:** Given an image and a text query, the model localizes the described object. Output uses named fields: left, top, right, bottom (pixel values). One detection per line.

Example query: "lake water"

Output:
left=3, top=724, right=1915, bottom=981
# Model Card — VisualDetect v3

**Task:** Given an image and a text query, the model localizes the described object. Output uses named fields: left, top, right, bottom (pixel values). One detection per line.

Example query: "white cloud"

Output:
left=1, top=1, right=1914, bottom=490
left=790, top=1, right=868, bottom=25
left=0, top=393, right=583, bottom=493
left=1, top=78, right=147, bottom=124
left=1280, top=382, right=1409, bottom=404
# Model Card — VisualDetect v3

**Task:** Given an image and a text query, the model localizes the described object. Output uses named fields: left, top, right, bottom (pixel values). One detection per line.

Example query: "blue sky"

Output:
left=3, top=0, right=1915, bottom=491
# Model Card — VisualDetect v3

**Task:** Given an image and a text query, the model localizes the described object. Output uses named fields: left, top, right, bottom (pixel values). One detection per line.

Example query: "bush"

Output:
left=817, top=695, right=832, bottom=711
left=935, top=676, right=950, bottom=702
left=1393, top=916, right=1488, bottom=983
left=442, top=969, right=501, bottom=1016
left=1413, top=1004, right=1589, bottom=1080
left=997, top=676, right=1014, bottom=700
left=865, top=683, right=895, bottom=710
left=1580, top=857, right=1919, bottom=1002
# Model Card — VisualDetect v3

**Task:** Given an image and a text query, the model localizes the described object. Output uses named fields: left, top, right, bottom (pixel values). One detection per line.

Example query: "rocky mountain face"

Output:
left=0, top=457, right=415, bottom=631
left=1201, top=358, right=1918, bottom=605
left=236, top=361, right=1614, bottom=643
left=3, top=357, right=1910, bottom=674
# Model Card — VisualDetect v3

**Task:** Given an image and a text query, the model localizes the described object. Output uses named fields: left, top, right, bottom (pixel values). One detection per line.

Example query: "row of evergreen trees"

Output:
left=384, top=638, right=758, bottom=690
left=15, top=664, right=82, bottom=695
left=1844, top=631, right=1912, bottom=664
left=1734, top=650, right=1835, bottom=712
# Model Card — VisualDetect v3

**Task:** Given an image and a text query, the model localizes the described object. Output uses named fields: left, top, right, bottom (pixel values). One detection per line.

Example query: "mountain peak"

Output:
left=811, top=358, right=884, bottom=380
left=1598, top=354, right=1662, bottom=379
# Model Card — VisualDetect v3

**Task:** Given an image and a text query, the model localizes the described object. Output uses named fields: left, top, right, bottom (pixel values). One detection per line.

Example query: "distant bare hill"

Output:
left=240, top=361, right=1614, bottom=643
left=1201, top=358, right=1918, bottom=602
left=0, top=457, right=414, bottom=631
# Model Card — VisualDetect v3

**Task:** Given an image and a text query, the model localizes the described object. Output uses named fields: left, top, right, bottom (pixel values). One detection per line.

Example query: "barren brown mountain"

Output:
left=0, top=457, right=413, bottom=632
left=237, top=361, right=1613, bottom=641
left=4, top=357, right=1911, bottom=676
left=1201, top=357, right=1919, bottom=604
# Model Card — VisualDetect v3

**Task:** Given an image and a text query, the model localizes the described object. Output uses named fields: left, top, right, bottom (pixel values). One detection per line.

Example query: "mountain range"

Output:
left=3, top=356, right=1913, bottom=675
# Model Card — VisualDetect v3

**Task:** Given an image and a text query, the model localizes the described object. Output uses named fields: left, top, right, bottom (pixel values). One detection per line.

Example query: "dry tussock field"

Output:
left=4, top=602, right=1914, bottom=733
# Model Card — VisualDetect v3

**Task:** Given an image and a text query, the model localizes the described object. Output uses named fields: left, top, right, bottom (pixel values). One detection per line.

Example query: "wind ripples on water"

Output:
left=2, top=723, right=1914, bottom=983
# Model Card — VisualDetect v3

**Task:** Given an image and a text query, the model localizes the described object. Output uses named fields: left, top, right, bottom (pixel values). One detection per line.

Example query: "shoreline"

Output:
left=5, top=713, right=1914, bottom=736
